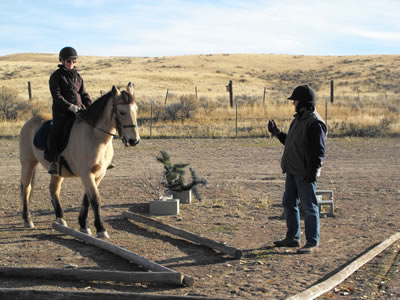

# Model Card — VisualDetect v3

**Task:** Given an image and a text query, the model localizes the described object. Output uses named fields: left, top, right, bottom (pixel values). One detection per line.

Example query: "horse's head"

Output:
left=112, top=82, right=140, bottom=147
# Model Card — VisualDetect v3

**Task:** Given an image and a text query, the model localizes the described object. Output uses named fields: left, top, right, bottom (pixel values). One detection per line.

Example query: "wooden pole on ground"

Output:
left=0, top=288, right=223, bottom=300
left=287, top=232, right=400, bottom=300
left=52, top=222, right=193, bottom=286
left=0, top=267, right=182, bottom=285
left=122, top=211, right=243, bottom=258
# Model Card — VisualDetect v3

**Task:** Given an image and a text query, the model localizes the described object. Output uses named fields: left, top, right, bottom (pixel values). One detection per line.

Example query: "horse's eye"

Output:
left=119, top=111, right=126, bottom=116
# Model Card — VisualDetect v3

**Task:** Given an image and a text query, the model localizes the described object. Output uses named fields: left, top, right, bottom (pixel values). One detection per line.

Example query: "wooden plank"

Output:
left=0, top=288, right=223, bottom=300
left=0, top=267, right=182, bottom=284
left=287, top=232, right=400, bottom=300
left=52, top=222, right=193, bottom=286
left=122, top=211, right=243, bottom=258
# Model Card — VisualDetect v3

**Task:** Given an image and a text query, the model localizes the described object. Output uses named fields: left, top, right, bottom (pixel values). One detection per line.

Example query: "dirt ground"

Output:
left=0, top=137, right=399, bottom=299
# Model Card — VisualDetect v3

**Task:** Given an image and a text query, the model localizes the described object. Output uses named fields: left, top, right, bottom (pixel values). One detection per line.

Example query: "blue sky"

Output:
left=0, top=0, right=399, bottom=57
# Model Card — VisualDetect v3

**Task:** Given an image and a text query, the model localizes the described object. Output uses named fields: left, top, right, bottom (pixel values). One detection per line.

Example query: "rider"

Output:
left=46, top=47, right=92, bottom=174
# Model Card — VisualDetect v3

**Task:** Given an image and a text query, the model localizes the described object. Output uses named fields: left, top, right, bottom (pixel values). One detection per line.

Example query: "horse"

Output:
left=19, top=82, right=140, bottom=238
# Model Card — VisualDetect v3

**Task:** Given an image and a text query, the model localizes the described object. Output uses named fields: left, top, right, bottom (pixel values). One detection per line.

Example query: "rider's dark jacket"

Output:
left=49, top=64, right=92, bottom=116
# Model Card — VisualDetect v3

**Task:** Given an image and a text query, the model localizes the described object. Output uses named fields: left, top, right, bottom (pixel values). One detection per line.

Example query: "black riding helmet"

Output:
left=59, top=47, right=78, bottom=62
left=287, top=85, right=316, bottom=106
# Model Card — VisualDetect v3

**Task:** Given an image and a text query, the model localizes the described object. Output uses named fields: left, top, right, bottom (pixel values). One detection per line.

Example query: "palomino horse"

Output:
left=19, top=82, right=139, bottom=238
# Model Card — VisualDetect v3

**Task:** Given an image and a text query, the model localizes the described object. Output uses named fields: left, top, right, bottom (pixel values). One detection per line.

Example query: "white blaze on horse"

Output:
left=19, top=82, right=139, bottom=238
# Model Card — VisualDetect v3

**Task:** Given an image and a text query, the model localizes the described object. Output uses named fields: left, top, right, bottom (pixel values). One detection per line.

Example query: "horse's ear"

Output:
left=127, top=82, right=135, bottom=96
left=112, top=85, right=121, bottom=96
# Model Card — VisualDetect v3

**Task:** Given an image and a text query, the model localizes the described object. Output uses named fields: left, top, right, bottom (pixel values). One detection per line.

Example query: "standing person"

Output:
left=268, top=85, right=327, bottom=254
left=45, top=47, right=92, bottom=174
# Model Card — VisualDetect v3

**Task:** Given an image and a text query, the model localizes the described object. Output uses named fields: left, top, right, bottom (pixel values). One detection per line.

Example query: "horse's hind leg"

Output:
left=49, top=176, right=67, bottom=226
left=20, top=160, right=38, bottom=228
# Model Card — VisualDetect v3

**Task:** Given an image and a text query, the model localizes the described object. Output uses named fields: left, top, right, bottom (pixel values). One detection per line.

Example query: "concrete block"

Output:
left=317, top=192, right=334, bottom=217
left=149, top=199, right=179, bottom=216
left=171, top=190, right=192, bottom=204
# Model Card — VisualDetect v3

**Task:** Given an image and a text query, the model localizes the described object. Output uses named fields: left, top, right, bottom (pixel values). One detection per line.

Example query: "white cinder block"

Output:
left=149, top=199, right=179, bottom=216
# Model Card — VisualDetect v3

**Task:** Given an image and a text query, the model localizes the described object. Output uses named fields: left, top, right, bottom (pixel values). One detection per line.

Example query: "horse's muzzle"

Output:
left=128, top=138, right=140, bottom=146
left=122, top=137, right=140, bottom=147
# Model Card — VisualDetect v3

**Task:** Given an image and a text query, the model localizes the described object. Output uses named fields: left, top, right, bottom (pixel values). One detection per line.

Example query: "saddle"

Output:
left=34, top=118, right=75, bottom=175
left=33, top=119, right=74, bottom=153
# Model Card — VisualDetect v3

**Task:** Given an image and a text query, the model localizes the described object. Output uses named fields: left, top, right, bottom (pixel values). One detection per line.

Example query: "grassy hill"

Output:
left=0, top=53, right=399, bottom=137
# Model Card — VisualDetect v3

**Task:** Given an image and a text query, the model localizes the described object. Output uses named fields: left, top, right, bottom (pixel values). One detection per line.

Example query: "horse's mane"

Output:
left=79, top=91, right=113, bottom=127
left=79, top=88, right=135, bottom=127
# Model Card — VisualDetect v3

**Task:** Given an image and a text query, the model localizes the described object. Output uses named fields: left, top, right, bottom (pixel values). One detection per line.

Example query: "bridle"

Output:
left=112, top=92, right=138, bottom=140
left=77, top=92, right=137, bottom=139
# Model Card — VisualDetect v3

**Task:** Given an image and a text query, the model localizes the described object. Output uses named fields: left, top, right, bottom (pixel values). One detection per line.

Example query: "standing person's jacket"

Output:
left=49, top=64, right=92, bottom=116
left=276, top=109, right=327, bottom=177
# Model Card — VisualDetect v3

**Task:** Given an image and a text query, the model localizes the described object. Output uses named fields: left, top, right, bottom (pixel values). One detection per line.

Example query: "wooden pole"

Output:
left=0, top=288, right=220, bottom=300
left=195, top=86, right=198, bottom=101
left=288, top=232, right=400, bottom=300
left=52, top=222, right=193, bottom=286
left=0, top=267, right=183, bottom=285
left=325, top=97, right=328, bottom=126
left=229, top=80, right=233, bottom=107
left=27, top=81, right=32, bottom=100
left=164, top=88, right=169, bottom=105
left=122, top=211, right=242, bottom=258
left=263, top=87, right=266, bottom=106
left=150, top=102, right=153, bottom=139
left=235, top=100, right=238, bottom=138
left=330, top=80, right=334, bottom=103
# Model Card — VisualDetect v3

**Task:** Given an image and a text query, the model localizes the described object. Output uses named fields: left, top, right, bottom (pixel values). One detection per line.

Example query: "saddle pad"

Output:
left=33, top=120, right=52, bottom=151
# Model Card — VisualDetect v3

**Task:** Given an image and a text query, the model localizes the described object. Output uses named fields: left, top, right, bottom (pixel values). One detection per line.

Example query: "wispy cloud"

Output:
left=0, top=0, right=399, bottom=56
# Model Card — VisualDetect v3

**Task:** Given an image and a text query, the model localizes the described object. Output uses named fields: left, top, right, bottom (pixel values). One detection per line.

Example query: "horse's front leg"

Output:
left=81, top=174, right=109, bottom=238
left=78, top=194, right=92, bottom=235
left=49, top=175, right=67, bottom=226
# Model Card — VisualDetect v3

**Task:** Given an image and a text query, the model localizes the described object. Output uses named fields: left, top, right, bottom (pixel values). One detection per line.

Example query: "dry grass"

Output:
left=1, top=53, right=399, bottom=137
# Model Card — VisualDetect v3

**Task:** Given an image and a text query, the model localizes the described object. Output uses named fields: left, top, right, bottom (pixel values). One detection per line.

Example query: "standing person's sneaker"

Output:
left=273, top=238, right=300, bottom=247
left=48, top=162, right=58, bottom=175
left=297, top=243, right=318, bottom=254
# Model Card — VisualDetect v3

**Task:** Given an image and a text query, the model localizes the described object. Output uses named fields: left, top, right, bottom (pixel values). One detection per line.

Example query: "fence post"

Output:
left=27, top=81, right=32, bottom=100
left=150, top=102, right=153, bottom=139
left=325, top=97, right=328, bottom=127
left=226, top=80, right=233, bottom=108
left=235, top=100, right=238, bottom=138
left=164, top=88, right=169, bottom=105
left=195, top=86, right=198, bottom=101
left=263, top=87, right=266, bottom=106
left=330, top=80, right=334, bottom=103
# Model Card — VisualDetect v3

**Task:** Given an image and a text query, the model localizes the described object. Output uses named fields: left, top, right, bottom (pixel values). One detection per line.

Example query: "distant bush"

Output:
left=163, top=95, right=198, bottom=123
left=0, top=87, right=32, bottom=120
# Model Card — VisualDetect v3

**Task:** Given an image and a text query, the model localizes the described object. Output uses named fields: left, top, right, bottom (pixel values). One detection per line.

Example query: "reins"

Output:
left=75, top=92, right=137, bottom=138
left=75, top=113, right=118, bottom=138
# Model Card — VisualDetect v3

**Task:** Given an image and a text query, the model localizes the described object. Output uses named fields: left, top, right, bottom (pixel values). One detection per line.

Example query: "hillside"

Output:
left=1, top=53, right=399, bottom=103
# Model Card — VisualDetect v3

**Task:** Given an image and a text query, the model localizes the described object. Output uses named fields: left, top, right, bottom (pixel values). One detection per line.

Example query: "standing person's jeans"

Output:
left=282, top=174, right=320, bottom=246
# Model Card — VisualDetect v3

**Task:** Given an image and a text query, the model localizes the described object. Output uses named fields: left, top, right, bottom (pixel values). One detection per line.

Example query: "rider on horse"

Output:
left=45, top=47, right=92, bottom=174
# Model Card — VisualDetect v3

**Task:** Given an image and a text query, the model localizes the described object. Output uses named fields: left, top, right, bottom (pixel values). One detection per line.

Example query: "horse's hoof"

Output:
left=80, top=228, right=92, bottom=235
left=97, top=231, right=110, bottom=239
left=55, top=218, right=68, bottom=227
left=24, top=221, right=34, bottom=229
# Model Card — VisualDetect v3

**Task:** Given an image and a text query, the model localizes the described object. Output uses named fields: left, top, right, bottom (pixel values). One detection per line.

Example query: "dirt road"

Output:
left=0, top=137, right=399, bottom=298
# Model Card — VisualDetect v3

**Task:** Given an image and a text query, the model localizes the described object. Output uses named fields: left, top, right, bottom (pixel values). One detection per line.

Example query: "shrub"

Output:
left=0, top=87, right=32, bottom=120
